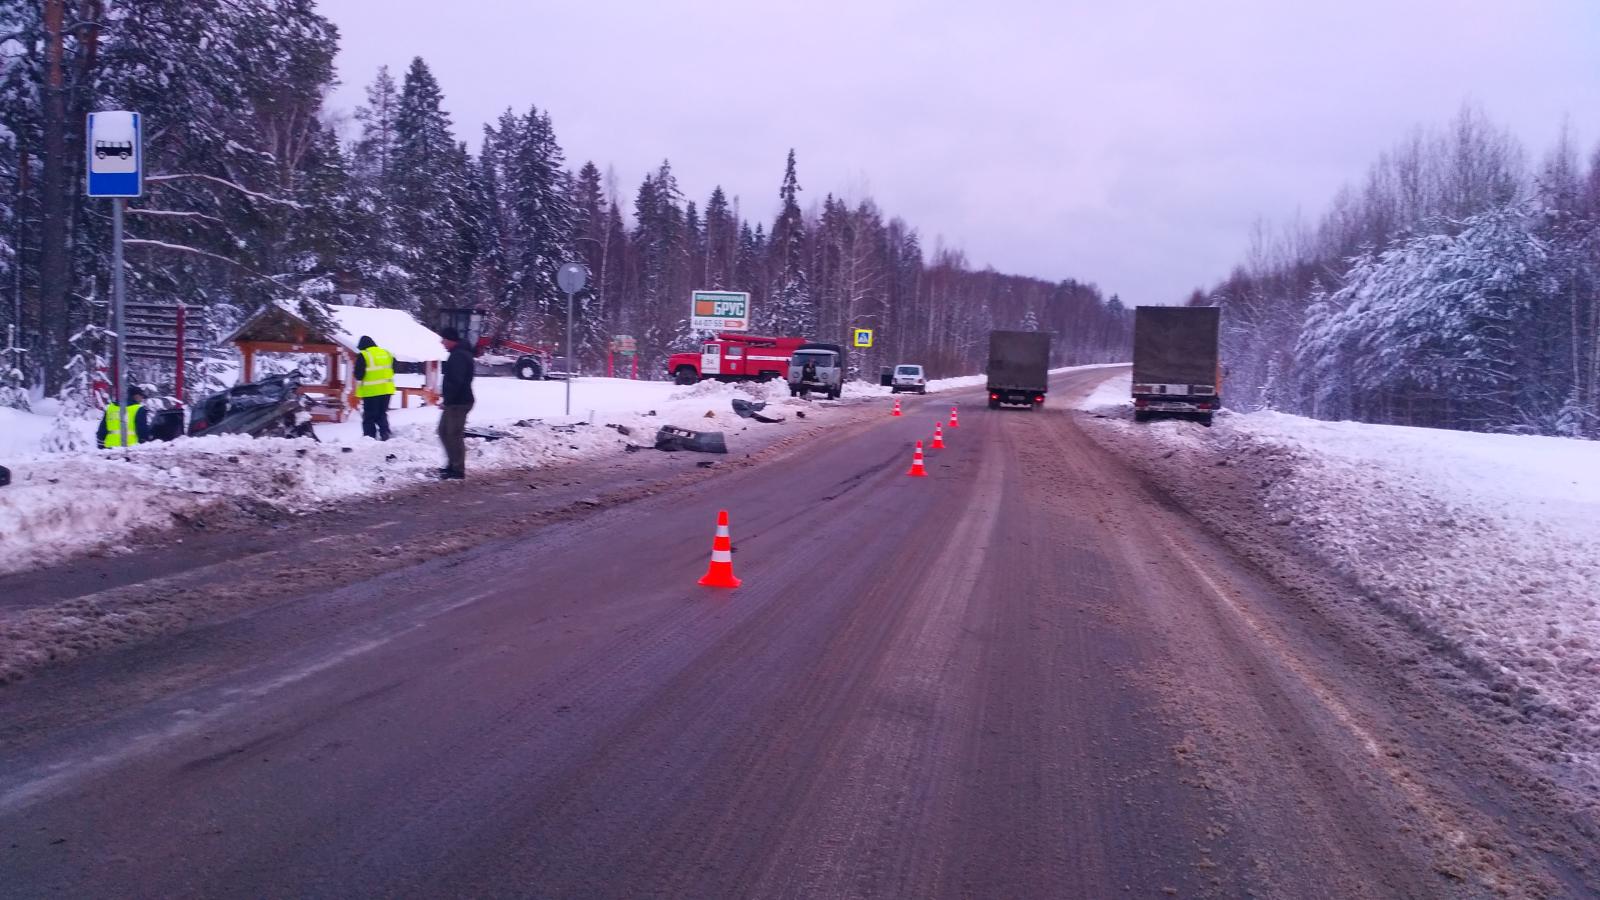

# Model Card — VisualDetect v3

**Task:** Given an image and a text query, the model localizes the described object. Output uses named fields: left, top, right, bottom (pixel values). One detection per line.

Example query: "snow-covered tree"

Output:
left=41, top=322, right=110, bottom=452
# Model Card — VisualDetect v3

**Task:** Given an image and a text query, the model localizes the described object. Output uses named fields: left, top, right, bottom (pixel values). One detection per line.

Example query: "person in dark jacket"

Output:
left=98, top=385, right=152, bottom=448
left=437, top=326, right=475, bottom=480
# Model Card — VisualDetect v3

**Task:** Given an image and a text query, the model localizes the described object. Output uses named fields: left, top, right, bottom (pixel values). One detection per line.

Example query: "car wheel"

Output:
left=1134, top=410, right=1151, bottom=423
left=674, top=366, right=697, bottom=386
left=988, top=399, right=1000, bottom=410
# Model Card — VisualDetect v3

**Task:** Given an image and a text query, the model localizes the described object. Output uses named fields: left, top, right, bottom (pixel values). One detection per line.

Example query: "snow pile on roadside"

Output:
left=1240, top=415, right=1600, bottom=730
left=1075, top=370, right=1134, bottom=410
left=1080, top=383, right=1600, bottom=766
left=0, top=377, right=823, bottom=575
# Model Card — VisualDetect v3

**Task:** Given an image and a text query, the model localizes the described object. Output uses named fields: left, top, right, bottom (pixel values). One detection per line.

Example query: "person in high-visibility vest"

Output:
left=98, top=385, right=151, bottom=449
left=354, top=335, right=396, bottom=441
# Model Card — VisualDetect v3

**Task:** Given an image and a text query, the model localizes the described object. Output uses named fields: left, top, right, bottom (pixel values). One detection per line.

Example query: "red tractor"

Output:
left=665, top=332, right=808, bottom=385
left=438, top=308, right=555, bottom=380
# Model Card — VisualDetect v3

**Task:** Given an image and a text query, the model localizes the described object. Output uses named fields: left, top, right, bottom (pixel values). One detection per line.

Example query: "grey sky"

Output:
left=318, top=0, right=1600, bottom=304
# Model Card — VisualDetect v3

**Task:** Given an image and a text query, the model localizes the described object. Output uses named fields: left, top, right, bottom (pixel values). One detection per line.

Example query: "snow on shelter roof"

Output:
left=325, top=304, right=447, bottom=362
left=228, top=301, right=447, bottom=363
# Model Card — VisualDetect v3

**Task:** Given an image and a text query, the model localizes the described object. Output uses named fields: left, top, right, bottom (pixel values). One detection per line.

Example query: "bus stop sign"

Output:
left=86, top=111, right=142, bottom=198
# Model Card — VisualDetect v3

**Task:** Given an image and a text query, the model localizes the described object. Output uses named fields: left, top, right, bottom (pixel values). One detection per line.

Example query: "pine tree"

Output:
left=390, top=57, right=474, bottom=317
left=353, top=66, right=399, bottom=180
left=766, top=149, right=812, bottom=334
left=704, top=187, right=735, bottom=289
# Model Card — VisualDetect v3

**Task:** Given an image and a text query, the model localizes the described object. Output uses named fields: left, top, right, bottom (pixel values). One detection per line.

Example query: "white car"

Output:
left=890, top=364, right=927, bottom=394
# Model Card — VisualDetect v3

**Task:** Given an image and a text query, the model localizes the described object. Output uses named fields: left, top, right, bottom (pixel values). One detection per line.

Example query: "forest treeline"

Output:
left=1199, top=107, right=1600, bottom=438
left=0, top=0, right=1130, bottom=404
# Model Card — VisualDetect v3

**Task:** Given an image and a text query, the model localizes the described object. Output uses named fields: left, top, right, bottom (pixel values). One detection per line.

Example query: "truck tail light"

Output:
left=990, top=393, right=999, bottom=400
left=1033, top=395, right=1044, bottom=403
left=1135, top=398, right=1149, bottom=408
left=1196, top=402, right=1213, bottom=411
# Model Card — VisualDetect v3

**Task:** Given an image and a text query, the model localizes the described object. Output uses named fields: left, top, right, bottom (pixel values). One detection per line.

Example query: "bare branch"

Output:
left=145, top=173, right=303, bottom=208
left=126, top=208, right=227, bottom=226
left=123, top=238, right=265, bottom=275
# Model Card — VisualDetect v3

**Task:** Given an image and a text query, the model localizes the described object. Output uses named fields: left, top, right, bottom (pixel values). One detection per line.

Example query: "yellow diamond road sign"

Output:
left=853, top=328, right=873, bottom=348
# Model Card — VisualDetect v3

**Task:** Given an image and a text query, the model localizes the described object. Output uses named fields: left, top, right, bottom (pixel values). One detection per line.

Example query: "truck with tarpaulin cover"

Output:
left=1132, top=305, right=1222, bottom=425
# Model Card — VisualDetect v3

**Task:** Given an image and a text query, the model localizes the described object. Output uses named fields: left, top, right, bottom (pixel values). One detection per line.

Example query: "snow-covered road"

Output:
left=1080, top=372, right=1600, bottom=783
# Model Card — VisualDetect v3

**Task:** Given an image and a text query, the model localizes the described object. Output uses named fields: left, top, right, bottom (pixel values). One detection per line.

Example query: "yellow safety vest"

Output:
left=357, top=346, right=396, bottom=398
left=104, top=403, right=142, bottom=448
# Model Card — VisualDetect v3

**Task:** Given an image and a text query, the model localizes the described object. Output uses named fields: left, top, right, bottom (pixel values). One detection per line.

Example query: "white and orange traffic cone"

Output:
left=931, top=422, right=945, bottom=449
left=907, top=440, right=929, bottom=477
left=949, top=406, right=960, bottom=428
left=892, top=398, right=902, bottom=417
left=698, top=509, right=741, bottom=588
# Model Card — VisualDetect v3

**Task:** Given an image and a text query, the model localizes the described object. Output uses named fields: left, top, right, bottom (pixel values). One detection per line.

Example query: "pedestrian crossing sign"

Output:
left=853, top=328, right=873, bottom=348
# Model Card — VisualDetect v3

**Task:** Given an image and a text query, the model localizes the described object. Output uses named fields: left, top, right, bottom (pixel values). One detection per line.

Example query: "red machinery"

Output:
left=438, top=308, right=555, bottom=380
left=665, top=332, right=808, bottom=385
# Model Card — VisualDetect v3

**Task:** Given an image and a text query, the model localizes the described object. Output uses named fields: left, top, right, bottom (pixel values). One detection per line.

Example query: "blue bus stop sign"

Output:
left=86, top=111, right=142, bottom=198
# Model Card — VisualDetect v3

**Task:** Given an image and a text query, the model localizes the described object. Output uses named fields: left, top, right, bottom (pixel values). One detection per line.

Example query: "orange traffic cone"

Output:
left=931, top=422, right=945, bottom=449
left=892, top=398, right=902, bottom=417
left=949, top=406, right=960, bottom=429
left=698, top=509, right=741, bottom=588
left=907, top=441, right=929, bottom=477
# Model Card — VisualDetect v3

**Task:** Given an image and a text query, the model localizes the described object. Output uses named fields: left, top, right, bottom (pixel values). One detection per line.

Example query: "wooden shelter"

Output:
left=225, top=302, right=447, bottom=423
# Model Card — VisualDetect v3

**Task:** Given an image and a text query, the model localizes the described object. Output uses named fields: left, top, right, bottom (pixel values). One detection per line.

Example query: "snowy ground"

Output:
left=0, top=376, right=832, bottom=575
left=1080, top=372, right=1600, bottom=775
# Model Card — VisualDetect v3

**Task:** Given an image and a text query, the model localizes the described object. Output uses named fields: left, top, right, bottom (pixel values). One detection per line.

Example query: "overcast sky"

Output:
left=317, top=0, right=1600, bottom=305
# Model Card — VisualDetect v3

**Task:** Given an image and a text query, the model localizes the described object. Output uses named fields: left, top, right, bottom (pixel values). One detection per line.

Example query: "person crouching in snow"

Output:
left=354, top=335, right=395, bottom=441
left=98, top=385, right=151, bottom=449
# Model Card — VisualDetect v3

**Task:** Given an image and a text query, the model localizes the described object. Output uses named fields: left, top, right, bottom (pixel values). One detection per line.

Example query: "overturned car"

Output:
left=187, top=373, right=318, bottom=440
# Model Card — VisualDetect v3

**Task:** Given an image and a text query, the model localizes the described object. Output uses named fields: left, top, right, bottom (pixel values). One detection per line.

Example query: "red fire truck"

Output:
left=666, top=332, right=808, bottom=385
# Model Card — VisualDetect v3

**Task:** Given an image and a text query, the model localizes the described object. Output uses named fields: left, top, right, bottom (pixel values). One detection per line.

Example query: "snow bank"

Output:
left=0, top=377, right=822, bottom=575
left=1080, top=384, right=1600, bottom=771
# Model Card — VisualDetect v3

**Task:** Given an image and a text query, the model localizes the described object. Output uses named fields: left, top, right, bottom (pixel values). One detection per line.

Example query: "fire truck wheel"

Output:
left=674, top=366, right=698, bottom=386
left=515, top=359, right=542, bottom=381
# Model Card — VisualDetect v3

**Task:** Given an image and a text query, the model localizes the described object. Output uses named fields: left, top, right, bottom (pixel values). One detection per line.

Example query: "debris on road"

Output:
left=463, top=425, right=515, bottom=441
left=654, top=426, right=728, bottom=454
left=732, top=398, right=786, bottom=424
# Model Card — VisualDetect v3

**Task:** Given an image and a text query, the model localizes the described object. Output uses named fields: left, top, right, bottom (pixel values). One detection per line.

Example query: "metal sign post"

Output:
left=556, top=263, right=589, bottom=416
left=86, top=111, right=142, bottom=410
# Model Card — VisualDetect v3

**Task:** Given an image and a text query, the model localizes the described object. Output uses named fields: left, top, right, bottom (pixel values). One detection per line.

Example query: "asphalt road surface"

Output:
left=1, top=368, right=1594, bottom=898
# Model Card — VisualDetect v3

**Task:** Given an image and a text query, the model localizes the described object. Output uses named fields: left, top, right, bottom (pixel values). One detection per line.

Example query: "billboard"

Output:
left=691, top=290, right=750, bottom=332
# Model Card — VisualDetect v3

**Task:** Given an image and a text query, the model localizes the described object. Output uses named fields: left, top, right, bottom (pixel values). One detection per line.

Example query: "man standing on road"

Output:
left=437, top=326, right=475, bottom=480
left=354, top=335, right=395, bottom=441
left=98, top=385, right=151, bottom=449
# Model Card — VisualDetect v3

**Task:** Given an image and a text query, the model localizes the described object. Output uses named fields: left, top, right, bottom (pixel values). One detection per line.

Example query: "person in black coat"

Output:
left=436, top=327, right=475, bottom=480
